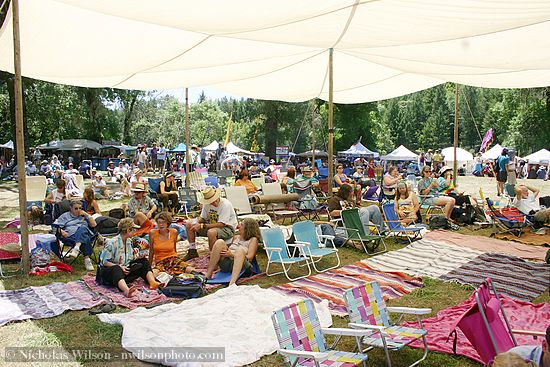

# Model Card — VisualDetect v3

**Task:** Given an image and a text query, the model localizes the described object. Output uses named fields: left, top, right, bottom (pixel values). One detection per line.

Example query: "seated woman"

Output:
left=91, top=172, right=110, bottom=198
left=130, top=169, right=148, bottom=191
left=98, top=218, right=162, bottom=297
left=149, top=211, right=195, bottom=276
left=394, top=180, right=420, bottom=225
left=205, top=218, right=260, bottom=285
left=158, top=172, right=180, bottom=214
left=437, top=166, right=478, bottom=207
left=417, top=166, right=455, bottom=220
left=281, top=166, right=296, bottom=193
left=382, top=166, right=401, bottom=199
left=234, top=169, right=257, bottom=194
left=83, top=188, right=101, bottom=216
left=45, top=179, right=67, bottom=204
left=332, top=164, right=349, bottom=188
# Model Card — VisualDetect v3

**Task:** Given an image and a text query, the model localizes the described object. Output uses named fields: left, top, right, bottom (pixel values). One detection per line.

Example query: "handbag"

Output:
left=160, top=274, right=206, bottom=299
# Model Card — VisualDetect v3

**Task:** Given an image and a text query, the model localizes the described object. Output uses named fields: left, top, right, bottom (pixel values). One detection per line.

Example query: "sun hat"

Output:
left=302, top=166, right=312, bottom=172
left=134, top=168, right=142, bottom=175
left=397, top=180, right=407, bottom=189
left=118, top=218, right=140, bottom=232
left=132, top=183, right=146, bottom=192
left=94, top=172, right=102, bottom=178
left=199, top=186, right=221, bottom=205
left=439, top=166, right=453, bottom=175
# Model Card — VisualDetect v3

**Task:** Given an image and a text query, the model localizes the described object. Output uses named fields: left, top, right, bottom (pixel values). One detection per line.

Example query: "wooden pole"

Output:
left=453, top=84, right=459, bottom=187
left=311, top=100, right=316, bottom=166
left=184, top=87, right=190, bottom=187
left=328, top=49, right=334, bottom=194
left=12, top=0, right=30, bottom=273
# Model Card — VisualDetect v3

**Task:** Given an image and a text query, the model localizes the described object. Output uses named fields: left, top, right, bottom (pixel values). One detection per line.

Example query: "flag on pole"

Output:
left=479, top=128, right=494, bottom=153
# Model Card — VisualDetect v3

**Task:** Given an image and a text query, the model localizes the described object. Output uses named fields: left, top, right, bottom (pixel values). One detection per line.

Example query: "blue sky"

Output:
left=157, top=86, right=244, bottom=104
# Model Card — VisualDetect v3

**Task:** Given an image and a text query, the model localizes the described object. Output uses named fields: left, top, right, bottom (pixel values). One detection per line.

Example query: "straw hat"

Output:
left=118, top=218, right=140, bottom=232
left=439, top=166, right=453, bottom=175
left=132, top=183, right=146, bottom=192
left=199, top=186, right=221, bottom=205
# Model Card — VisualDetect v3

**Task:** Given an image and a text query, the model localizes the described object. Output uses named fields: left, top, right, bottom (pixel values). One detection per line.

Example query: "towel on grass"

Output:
left=0, top=280, right=106, bottom=326
left=440, top=252, right=550, bottom=301
left=270, top=261, right=423, bottom=316
left=99, top=285, right=332, bottom=367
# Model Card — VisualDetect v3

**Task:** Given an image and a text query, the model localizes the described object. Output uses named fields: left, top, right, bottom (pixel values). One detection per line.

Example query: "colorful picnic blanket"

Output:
left=0, top=281, right=106, bottom=326
left=493, top=228, right=550, bottom=247
left=363, top=239, right=484, bottom=278
left=425, top=230, right=548, bottom=262
left=270, top=262, right=423, bottom=316
left=403, top=293, right=550, bottom=363
left=82, top=274, right=171, bottom=310
left=440, top=253, right=550, bottom=301
left=0, top=232, right=21, bottom=260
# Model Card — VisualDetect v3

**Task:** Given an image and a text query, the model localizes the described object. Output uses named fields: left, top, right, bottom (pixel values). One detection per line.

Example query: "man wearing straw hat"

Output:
left=184, top=186, right=237, bottom=260
left=127, top=183, right=157, bottom=237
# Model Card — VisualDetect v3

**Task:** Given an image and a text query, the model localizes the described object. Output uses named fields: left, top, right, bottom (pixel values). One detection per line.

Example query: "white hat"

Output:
left=131, top=183, right=146, bottom=192
left=199, top=186, right=221, bottom=205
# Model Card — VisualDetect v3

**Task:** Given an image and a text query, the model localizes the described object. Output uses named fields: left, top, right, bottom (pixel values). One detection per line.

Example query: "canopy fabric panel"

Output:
left=297, top=149, right=328, bottom=158
left=339, top=142, right=379, bottom=157
left=380, top=145, right=418, bottom=161
left=36, top=139, right=102, bottom=151
left=441, top=147, right=473, bottom=162
left=0, top=140, right=13, bottom=149
left=523, top=149, right=550, bottom=164
left=226, top=142, right=254, bottom=155
left=1, top=0, right=550, bottom=103
left=481, top=144, right=504, bottom=160
left=203, top=141, right=219, bottom=151
left=170, top=143, right=187, bottom=153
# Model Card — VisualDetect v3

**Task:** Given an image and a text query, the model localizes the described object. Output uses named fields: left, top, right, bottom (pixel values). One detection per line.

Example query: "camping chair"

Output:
left=178, top=187, right=199, bottom=216
left=503, top=183, right=516, bottom=206
left=216, top=169, right=233, bottom=186
left=74, top=174, right=86, bottom=193
left=292, top=220, right=340, bottom=272
left=206, top=257, right=260, bottom=284
left=272, top=299, right=369, bottom=367
left=361, top=185, right=380, bottom=203
left=26, top=175, right=48, bottom=217
left=261, top=227, right=312, bottom=281
left=188, top=171, right=207, bottom=190
left=486, top=198, right=530, bottom=237
left=147, top=177, right=164, bottom=210
left=261, top=182, right=300, bottom=224
left=292, top=179, right=326, bottom=221
left=417, top=194, right=445, bottom=220
left=251, top=176, right=264, bottom=191
left=340, top=208, right=387, bottom=255
left=204, top=175, right=219, bottom=188
left=224, top=186, right=261, bottom=219
left=382, top=203, right=423, bottom=243
left=343, top=282, right=431, bottom=367
left=450, top=278, right=545, bottom=365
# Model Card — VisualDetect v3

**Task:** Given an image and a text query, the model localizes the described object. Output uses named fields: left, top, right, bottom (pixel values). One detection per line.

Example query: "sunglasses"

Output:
left=73, top=206, right=82, bottom=210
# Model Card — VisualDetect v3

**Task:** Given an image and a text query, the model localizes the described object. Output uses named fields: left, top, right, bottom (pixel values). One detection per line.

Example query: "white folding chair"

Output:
left=26, top=176, right=48, bottom=202
left=261, top=182, right=300, bottom=223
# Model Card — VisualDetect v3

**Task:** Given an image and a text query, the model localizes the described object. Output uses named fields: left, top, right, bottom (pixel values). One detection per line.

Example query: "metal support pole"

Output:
left=327, top=49, right=334, bottom=194
left=184, top=87, right=190, bottom=187
left=453, top=84, right=459, bottom=187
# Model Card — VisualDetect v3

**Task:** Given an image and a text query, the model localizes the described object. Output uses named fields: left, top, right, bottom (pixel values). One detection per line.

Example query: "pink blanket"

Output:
left=403, top=294, right=550, bottom=363
left=424, top=230, right=548, bottom=262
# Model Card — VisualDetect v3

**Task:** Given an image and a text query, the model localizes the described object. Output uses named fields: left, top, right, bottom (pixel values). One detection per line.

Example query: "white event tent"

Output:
left=523, top=149, right=550, bottom=164
left=203, top=141, right=219, bottom=152
left=226, top=142, right=255, bottom=155
left=441, top=147, right=473, bottom=163
left=380, top=145, right=418, bottom=161
left=339, top=142, right=379, bottom=158
left=481, top=144, right=504, bottom=161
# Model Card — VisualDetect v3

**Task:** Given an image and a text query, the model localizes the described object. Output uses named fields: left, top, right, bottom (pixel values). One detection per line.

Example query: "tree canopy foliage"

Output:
left=0, top=72, right=548, bottom=158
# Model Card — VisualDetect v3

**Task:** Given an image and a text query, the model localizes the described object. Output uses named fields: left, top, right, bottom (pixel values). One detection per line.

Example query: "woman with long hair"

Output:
left=235, top=168, right=258, bottom=194
left=205, top=218, right=260, bottom=285
left=394, top=180, right=419, bottom=225
left=83, top=187, right=101, bottom=216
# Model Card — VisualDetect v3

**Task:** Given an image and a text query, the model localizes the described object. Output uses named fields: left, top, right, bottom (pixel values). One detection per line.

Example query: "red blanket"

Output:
left=403, top=294, right=550, bottom=363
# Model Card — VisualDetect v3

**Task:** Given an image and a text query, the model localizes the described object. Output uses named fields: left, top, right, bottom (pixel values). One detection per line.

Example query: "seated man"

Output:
left=417, top=165, right=455, bottom=220
left=52, top=199, right=97, bottom=271
left=106, top=161, right=115, bottom=178
left=514, top=184, right=550, bottom=225
left=327, top=184, right=385, bottom=238
left=127, top=183, right=157, bottom=236
left=113, top=161, right=129, bottom=182
left=184, top=186, right=237, bottom=260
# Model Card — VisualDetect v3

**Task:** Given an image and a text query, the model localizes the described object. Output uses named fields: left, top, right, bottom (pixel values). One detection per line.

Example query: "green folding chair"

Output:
left=341, top=208, right=386, bottom=255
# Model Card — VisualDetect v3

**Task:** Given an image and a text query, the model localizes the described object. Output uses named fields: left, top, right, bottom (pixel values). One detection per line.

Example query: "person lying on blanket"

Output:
left=98, top=218, right=162, bottom=297
left=184, top=186, right=237, bottom=260
left=514, top=185, right=550, bottom=225
left=205, top=218, right=259, bottom=285
left=149, top=211, right=197, bottom=276
left=490, top=326, right=550, bottom=367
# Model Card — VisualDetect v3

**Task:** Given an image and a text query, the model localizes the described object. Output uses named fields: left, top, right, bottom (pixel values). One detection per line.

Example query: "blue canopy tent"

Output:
left=170, top=143, right=187, bottom=153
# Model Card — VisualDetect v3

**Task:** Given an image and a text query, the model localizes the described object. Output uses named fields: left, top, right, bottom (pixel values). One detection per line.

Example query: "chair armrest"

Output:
left=348, top=323, right=388, bottom=334
left=511, top=329, right=546, bottom=337
left=293, top=241, right=310, bottom=248
left=321, top=327, right=378, bottom=337
left=277, top=349, right=329, bottom=361
left=387, top=307, right=432, bottom=315
left=265, top=247, right=283, bottom=252
left=318, top=234, right=335, bottom=241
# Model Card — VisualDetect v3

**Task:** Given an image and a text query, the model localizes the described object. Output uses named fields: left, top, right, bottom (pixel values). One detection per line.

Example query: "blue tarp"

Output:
left=170, top=143, right=187, bottom=153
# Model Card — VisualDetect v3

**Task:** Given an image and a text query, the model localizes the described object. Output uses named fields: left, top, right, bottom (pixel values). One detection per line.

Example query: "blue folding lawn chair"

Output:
left=382, top=203, right=423, bottom=243
left=292, top=220, right=340, bottom=272
left=261, top=227, right=311, bottom=281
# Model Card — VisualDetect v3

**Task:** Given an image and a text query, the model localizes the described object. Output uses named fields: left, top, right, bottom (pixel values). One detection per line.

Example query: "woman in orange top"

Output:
left=234, top=169, right=257, bottom=194
left=149, top=211, right=195, bottom=276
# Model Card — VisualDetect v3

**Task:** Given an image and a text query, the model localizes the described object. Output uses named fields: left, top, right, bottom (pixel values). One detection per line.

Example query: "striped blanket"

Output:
left=440, top=252, right=550, bottom=301
left=363, top=239, right=484, bottom=278
left=270, top=262, right=423, bottom=316
left=0, top=281, right=106, bottom=326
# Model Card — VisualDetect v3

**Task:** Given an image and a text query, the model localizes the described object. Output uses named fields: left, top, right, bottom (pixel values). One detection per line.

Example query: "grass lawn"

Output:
left=0, top=177, right=548, bottom=366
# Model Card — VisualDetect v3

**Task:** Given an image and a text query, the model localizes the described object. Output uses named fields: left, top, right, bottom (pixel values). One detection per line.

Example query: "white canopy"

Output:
left=0, top=140, right=13, bottom=149
left=339, top=142, right=379, bottom=157
left=2, top=1, right=550, bottom=103
left=441, top=147, right=473, bottom=162
left=203, top=141, right=219, bottom=151
left=481, top=144, right=504, bottom=161
left=523, top=149, right=550, bottom=164
left=226, top=142, right=254, bottom=155
left=380, top=145, right=418, bottom=161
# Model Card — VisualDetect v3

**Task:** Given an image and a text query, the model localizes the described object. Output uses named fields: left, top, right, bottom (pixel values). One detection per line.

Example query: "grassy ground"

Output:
left=0, top=177, right=549, bottom=366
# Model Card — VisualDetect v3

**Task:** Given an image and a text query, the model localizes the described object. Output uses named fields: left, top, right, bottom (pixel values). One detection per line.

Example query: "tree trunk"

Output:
left=546, top=87, right=550, bottom=113
left=83, top=88, right=103, bottom=142
left=263, top=101, right=278, bottom=159
left=123, top=94, right=138, bottom=144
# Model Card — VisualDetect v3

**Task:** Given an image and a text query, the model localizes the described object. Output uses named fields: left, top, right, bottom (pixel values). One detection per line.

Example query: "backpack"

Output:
left=95, top=216, right=120, bottom=235
left=428, top=215, right=450, bottom=230
left=539, top=196, right=550, bottom=209
left=451, top=205, right=476, bottom=225
left=160, top=274, right=206, bottom=299
left=298, top=195, right=318, bottom=211
left=108, top=208, right=126, bottom=219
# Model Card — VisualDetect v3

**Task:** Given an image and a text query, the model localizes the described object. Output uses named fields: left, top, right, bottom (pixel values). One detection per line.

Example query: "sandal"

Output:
left=89, top=303, right=116, bottom=315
